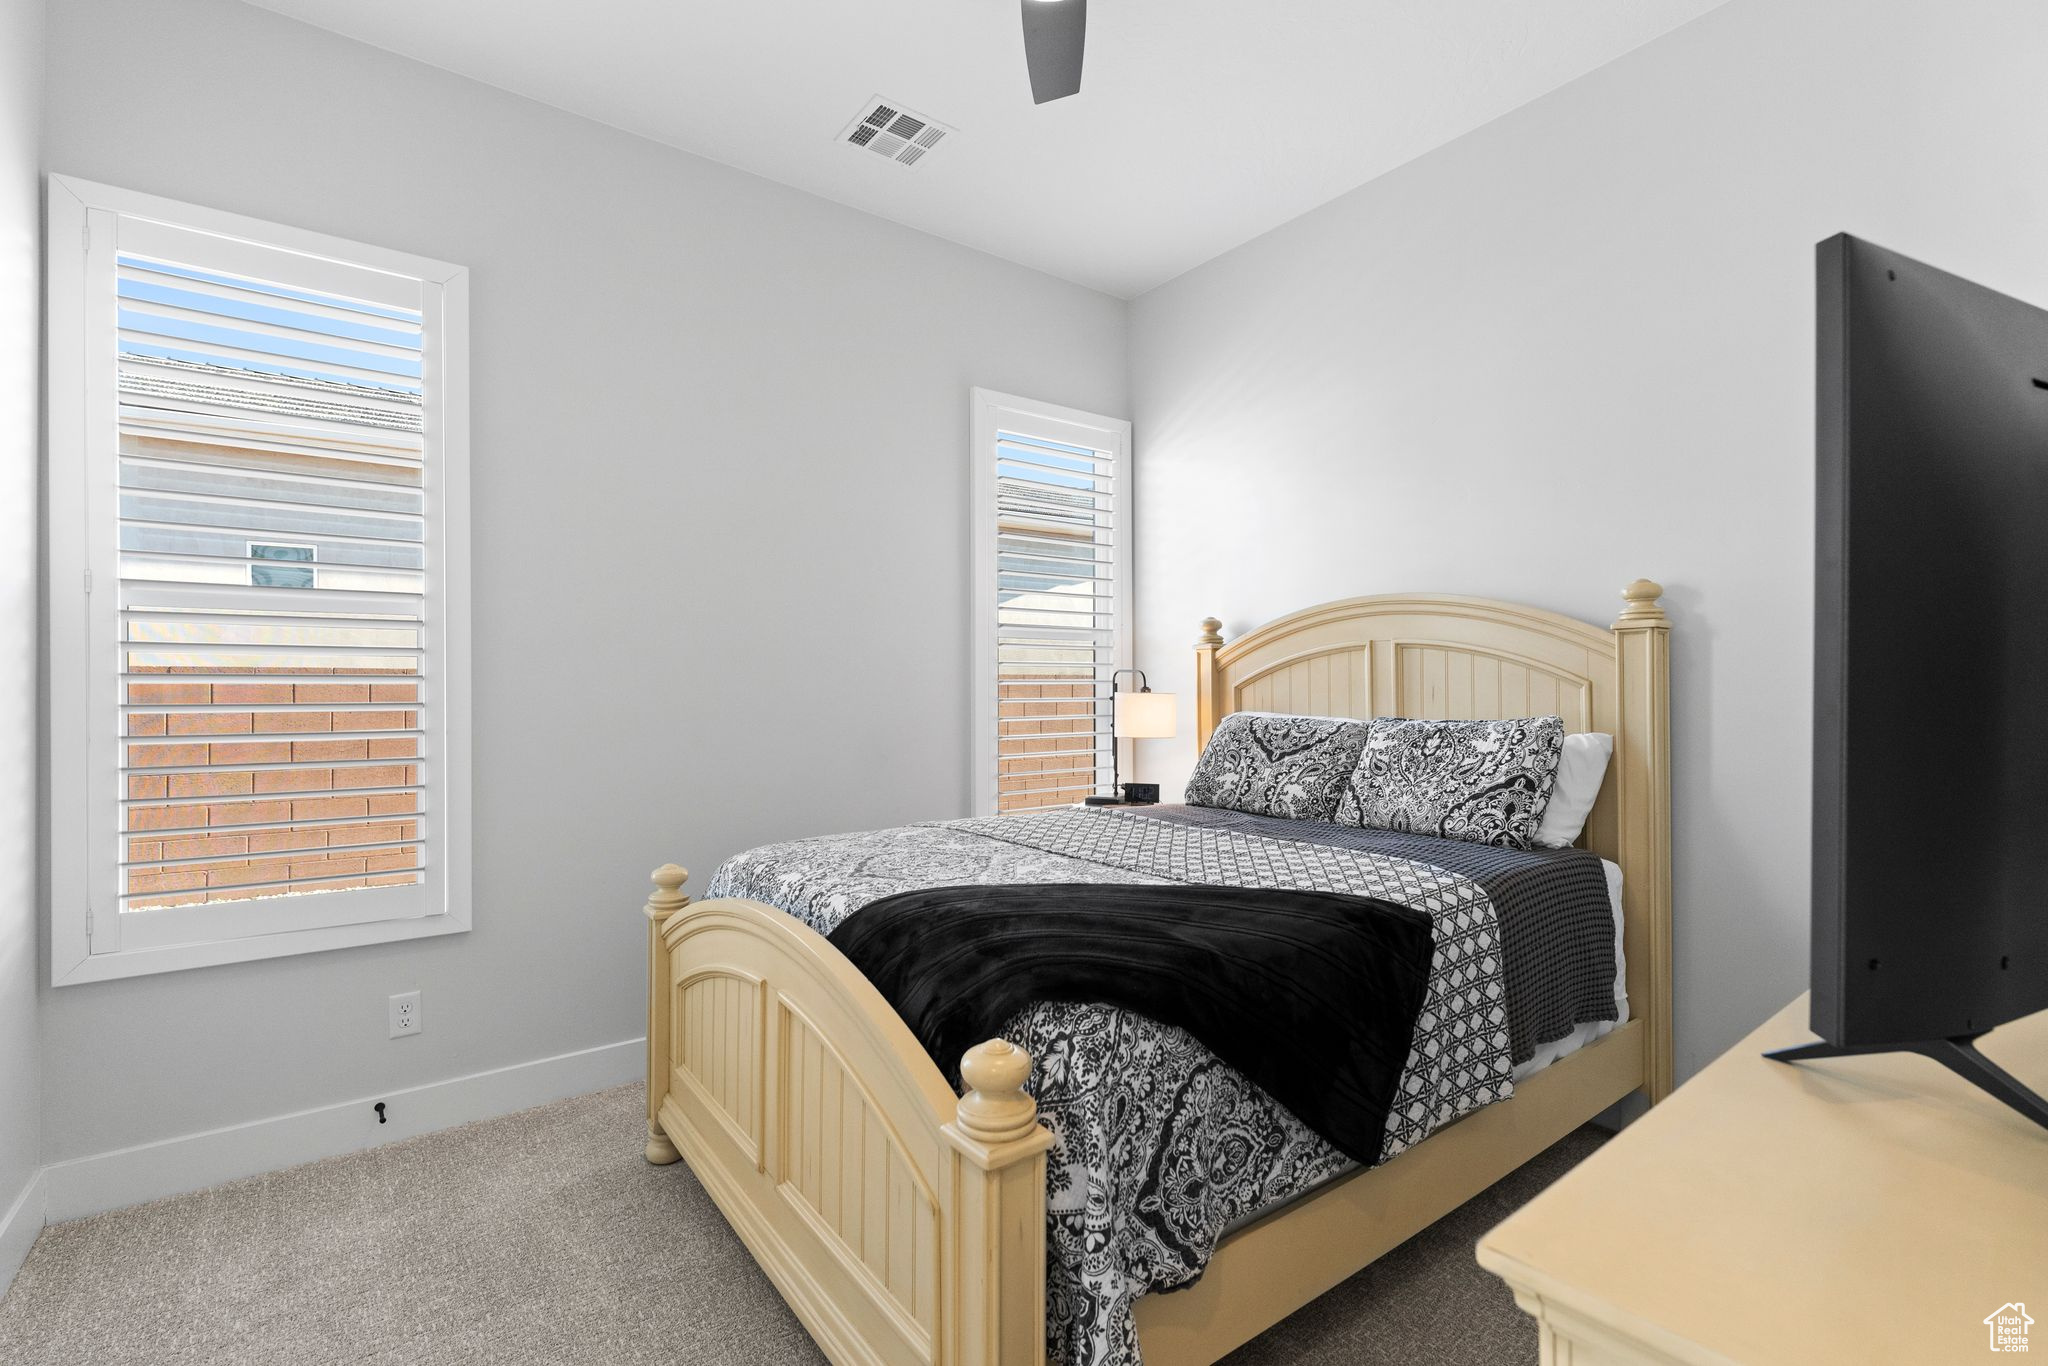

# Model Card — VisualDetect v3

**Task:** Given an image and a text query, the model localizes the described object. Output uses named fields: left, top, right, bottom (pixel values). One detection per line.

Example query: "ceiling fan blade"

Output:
left=1021, top=0, right=1086, bottom=104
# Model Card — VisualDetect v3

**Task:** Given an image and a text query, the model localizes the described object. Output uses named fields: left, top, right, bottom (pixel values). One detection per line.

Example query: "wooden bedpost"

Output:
left=1195, top=616, right=1225, bottom=751
left=1611, top=581, right=1674, bottom=1103
left=644, top=863, right=690, bottom=1165
left=941, top=1039, right=1056, bottom=1366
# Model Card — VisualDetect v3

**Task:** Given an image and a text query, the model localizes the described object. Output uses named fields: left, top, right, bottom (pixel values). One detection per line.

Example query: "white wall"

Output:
left=1130, top=0, right=2048, bottom=1080
left=39, top=0, right=1126, bottom=1164
left=0, top=0, right=45, bottom=1270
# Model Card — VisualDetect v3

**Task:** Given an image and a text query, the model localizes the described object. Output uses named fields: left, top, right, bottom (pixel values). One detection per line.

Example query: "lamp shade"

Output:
left=1113, top=689, right=1177, bottom=740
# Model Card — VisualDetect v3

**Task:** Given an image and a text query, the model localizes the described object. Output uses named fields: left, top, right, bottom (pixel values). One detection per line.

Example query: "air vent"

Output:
left=839, top=97, right=955, bottom=169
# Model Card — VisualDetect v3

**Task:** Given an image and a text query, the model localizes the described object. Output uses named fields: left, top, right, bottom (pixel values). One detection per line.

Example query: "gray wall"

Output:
left=1, top=0, right=43, bottom=1216
left=1130, top=0, right=2048, bottom=1079
left=39, top=0, right=1127, bottom=1162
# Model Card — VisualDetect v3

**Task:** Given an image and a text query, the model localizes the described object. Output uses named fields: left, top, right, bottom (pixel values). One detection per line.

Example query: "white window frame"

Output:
left=969, top=388, right=1133, bottom=818
left=46, top=174, right=472, bottom=985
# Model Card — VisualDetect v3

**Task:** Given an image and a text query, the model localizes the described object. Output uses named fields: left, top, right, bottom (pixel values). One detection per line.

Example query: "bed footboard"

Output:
left=643, top=866, right=1055, bottom=1366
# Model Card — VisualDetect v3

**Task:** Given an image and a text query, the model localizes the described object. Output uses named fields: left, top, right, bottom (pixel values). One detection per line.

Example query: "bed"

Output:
left=639, top=583, right=1673, bottom=1366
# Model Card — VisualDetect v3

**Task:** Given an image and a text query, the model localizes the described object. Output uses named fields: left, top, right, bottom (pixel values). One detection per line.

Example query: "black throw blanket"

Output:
left=828, top=882, right=1436, bottom=1164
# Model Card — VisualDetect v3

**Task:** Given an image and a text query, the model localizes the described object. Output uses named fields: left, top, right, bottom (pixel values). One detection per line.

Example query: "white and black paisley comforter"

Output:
left=706, top=806, right=1578, bottom=1366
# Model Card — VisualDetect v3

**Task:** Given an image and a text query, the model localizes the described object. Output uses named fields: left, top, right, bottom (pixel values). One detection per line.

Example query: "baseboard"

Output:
left=0, top=1166, right=47, bottom=1298
left=41, top=1036, right=643, bottom=1224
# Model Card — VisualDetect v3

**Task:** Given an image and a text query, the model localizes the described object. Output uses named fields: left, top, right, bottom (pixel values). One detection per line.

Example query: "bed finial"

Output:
left=954, top=1039, right=1041, bottom=1146
left=1617, top=579, right=1667, bottom=624
left=1197, top=616, right=1224, bottom=647
left=647, top=863, right=691, bottom=920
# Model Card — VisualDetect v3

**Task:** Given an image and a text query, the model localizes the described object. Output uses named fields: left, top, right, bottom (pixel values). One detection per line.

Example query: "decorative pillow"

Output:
left=1532, top=731, right=1614, bottom=849
left=1334, top=716, right=1565, bottom=849
left=1183, top=711, right=1370, bottom=821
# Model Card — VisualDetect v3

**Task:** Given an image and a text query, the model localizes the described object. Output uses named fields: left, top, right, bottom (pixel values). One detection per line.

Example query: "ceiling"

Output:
left=241, top=0, right=1729, bottom=298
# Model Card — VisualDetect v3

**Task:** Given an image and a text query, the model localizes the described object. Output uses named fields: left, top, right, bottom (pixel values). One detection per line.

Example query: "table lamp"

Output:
left=1084, top=669, right=1177, bottom=806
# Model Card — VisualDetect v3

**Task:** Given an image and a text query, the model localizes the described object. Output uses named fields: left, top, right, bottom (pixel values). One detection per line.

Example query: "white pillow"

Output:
left=1532, top=732, right=1613, bottom=849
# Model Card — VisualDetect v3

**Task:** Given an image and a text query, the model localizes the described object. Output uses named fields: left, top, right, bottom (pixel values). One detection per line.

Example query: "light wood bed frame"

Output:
left=641, top=581, right=1673, bottom=1366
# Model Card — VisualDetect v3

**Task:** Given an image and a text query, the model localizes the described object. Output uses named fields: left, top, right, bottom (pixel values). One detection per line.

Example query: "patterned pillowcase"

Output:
left=1334, top=716, right=1566, bottom=849
left=1183, top=712, right=1370, bottom=821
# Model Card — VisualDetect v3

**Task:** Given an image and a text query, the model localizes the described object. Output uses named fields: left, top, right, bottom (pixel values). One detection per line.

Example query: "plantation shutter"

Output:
left=972, top=394, right=1132, bottom=815
left=49, top=181, right=470, bottom=975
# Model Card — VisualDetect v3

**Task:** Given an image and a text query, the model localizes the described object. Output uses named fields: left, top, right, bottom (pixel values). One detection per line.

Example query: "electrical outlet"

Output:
left=388, top=990, right=422, bottom=1038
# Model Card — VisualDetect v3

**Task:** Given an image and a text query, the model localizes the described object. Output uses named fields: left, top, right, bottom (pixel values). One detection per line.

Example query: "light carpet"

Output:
left=0, top=1084, right=1603, bottom=1365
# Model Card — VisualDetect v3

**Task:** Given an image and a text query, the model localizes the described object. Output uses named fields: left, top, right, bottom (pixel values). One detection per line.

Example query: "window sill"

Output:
left=51, top=910, right=469, bottom=986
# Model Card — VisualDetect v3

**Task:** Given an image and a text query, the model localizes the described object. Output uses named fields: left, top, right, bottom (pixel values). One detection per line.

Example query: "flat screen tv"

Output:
left=1771, top=234, right=2048, bottom=1127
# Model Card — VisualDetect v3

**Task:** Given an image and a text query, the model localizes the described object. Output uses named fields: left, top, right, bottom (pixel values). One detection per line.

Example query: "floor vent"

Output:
left=839, top=97, right=955, bottom=168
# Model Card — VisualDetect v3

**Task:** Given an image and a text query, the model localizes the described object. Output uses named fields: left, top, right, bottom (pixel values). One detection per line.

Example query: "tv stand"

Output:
left=1765, top=1032, right=2048, bottom=1130
left=1483, top=995, right=2048, bottom=1364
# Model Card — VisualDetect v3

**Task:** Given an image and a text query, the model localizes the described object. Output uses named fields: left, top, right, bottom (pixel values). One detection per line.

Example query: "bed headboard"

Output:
left=1193, top=581, right=1673, bottom=1101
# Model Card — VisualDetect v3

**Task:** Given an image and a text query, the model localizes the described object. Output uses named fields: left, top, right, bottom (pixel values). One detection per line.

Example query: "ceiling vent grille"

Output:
left=839, top=97, right=955, bottom=168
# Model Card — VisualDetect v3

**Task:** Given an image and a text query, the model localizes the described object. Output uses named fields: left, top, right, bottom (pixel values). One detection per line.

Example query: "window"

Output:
left=47, top=176, right=470, bottom=983
left=969, top=389, right=1132, bottom=816
left=248, top=542, right=317, bottom=590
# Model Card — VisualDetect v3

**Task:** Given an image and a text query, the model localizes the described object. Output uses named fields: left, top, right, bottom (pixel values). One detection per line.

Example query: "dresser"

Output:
left=1478, top=994, right=2048, bottom=1364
